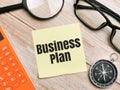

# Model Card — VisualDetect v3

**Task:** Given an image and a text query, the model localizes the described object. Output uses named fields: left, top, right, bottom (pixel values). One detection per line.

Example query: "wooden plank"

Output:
left=0, top=0, right=120, bottom=89
left=0, top=13, right=37, bottom=84
left=0, top=13, right=120, bottom=90
left=32, top=65, right=120, bottom=90
left=8, top=0, right=78, bottom=29
left=0, top=0, right=21, bottom=6
left=9, top=0, right=120, bottom=84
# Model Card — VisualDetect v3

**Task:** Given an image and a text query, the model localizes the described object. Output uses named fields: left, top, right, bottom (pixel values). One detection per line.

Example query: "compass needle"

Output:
left=98, top=75, right=102, bottom=80
left=103, top=74, right=106, bottom=82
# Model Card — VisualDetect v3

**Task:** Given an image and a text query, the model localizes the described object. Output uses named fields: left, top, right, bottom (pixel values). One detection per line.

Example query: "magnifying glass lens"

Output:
left=27, top=0, right=63, bottom=19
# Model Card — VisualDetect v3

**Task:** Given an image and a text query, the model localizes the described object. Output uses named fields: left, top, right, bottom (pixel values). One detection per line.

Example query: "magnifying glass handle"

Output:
left=0, top=3, right=23, bottom=14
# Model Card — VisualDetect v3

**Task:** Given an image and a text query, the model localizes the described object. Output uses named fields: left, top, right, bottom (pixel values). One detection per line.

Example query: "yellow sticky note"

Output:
left=32, top=23, right=87, bottom=78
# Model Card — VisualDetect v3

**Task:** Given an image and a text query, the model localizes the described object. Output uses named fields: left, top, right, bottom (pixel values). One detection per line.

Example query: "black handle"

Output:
left=0, top=3, right=23, bottom=14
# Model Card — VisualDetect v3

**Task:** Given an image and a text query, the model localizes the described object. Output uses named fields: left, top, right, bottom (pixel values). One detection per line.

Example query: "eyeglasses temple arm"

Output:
left=74, top=4, right=94, bottom=10
left=75, top=4, right=120, bottom=23
left=110, top=30, right=120, bottom=53
left=93, top=0, right=120, bottom=22
left=0, top=3, right=23, bottom=14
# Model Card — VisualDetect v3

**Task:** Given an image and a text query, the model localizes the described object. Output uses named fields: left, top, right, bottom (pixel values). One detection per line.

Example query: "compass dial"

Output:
left=89, top=59, right=118, bottom=88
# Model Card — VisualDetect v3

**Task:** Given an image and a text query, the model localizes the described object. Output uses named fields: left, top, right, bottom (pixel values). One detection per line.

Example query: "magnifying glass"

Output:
left=0, top=0, right=64, bottom=20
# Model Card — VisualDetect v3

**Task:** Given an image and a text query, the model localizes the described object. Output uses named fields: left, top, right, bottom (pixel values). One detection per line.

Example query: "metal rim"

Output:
left=23, top=0, right=64, bottom=20
left=89, top=59, right=118, bottom=88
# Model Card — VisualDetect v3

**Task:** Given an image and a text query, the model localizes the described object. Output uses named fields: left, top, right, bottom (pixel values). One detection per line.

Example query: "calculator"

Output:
left=0, top=26, right=35, bottom=90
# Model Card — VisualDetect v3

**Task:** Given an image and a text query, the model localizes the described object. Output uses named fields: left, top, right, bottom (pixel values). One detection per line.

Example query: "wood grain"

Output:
left=0, top=0, right=120, bottom=90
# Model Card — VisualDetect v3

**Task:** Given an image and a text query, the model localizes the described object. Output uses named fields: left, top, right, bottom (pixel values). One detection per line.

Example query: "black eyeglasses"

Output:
left=0, top=0, right=64, bottom=20
left=74, top=0, right=120, bottom=53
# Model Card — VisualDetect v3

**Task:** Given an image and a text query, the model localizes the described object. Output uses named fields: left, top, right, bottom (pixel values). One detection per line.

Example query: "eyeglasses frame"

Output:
left=74, top=0, right=120, bottom=53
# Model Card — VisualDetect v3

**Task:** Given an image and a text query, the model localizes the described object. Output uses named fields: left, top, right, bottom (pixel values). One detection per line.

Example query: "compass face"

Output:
left=89, top=59, right=118, bottom=88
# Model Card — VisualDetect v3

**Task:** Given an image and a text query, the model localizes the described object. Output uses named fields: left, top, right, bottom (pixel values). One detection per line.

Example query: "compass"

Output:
left=89, top=59, right=118, bottom=88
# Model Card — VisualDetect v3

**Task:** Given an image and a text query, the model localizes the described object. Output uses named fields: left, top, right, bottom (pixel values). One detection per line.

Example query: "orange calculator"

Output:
left=0, top=26, right=35, bottom=90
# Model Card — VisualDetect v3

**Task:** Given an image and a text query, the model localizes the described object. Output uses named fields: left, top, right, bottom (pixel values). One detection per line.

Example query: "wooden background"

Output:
left=0, top=0, right=120, bottom=90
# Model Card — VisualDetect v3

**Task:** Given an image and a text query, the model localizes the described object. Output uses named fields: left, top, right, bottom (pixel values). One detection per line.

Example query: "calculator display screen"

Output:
left=0, top=32, right=4, bottom=41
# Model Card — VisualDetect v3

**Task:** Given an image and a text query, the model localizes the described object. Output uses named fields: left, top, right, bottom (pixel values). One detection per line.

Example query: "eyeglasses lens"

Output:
left=27, top=0, right=63, bottom=18
left=75, top=1, right=106, bottom=29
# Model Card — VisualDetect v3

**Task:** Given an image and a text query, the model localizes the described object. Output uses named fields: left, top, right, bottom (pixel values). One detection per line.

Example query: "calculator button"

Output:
left=0, top=76, right=4, bottom=81
left=21, top=78, right=26, bottom=84
left=16, top=72, right=24, bottom=79
left=19, top=77, right=27, bottom=84
left=8, top=56, right=14, bottom=62
left=11, top=62, right=17, bottom=67
left=13, top=82, right=19, bottom=88
left=7, top=72, right=12, bottom=77
left=1, top=59, right=8, bottom=66
left=3, top=81, right=7, bottom=86
left=2, top=46, right=8, bottom=51
left=0, top=66, right=7, bottom=72
left=8, top=75, right=16, bottom=84
left=2, top=81, right=8, bottom=87
left=13, top=66, right=19, bottom=72
left=11, top=62, right=16, bottom=66
left=5, top=86, right=12, bottom=90
left=4, top=66, right=9, bottom=71
left=8, top=61, right=18, bottom=69
left=10, top=77, right=15, bottom=82
left=18, top=73, right=22, bottom=78
left=8, top=57, right=13, bottom=61
left=5, top=51, right=10, bottom=56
